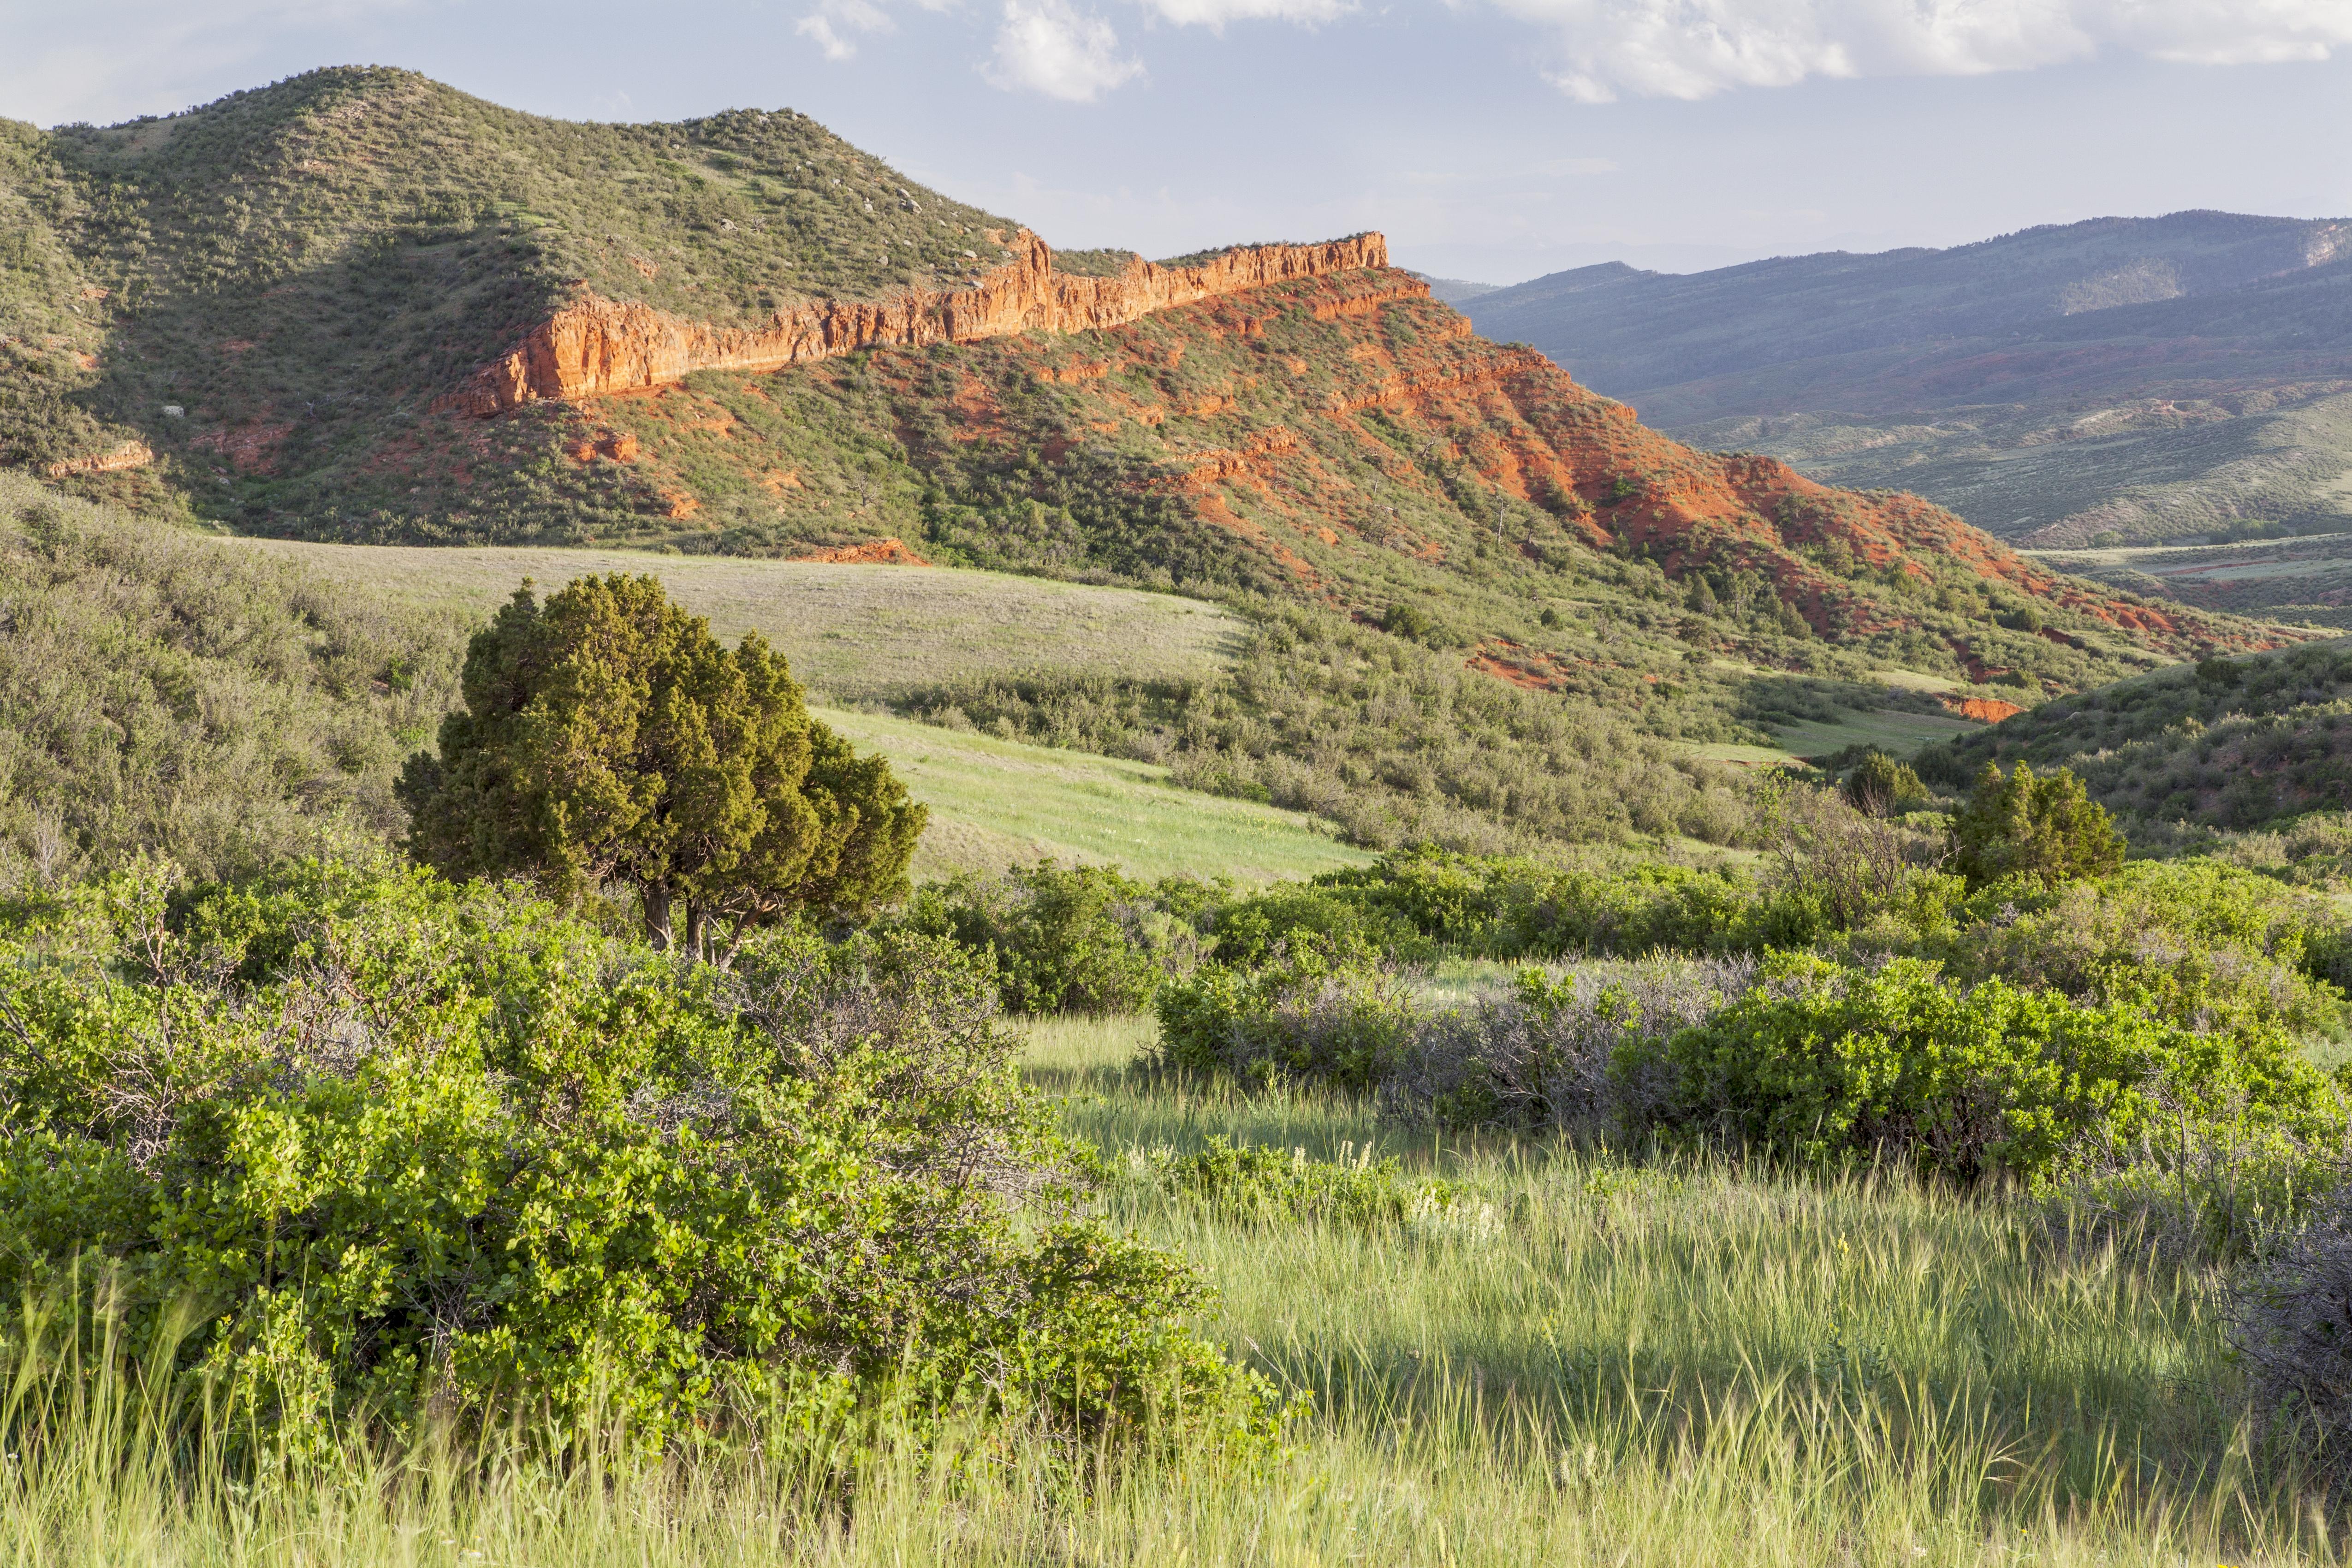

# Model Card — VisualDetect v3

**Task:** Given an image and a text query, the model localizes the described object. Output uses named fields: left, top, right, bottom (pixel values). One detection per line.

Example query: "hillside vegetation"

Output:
left=0, top=470, right=462, bottom=885
left=2, top=70, right=2316, bottom=856
left=1462, top=212, right=2352, bottom=548
left=1919, top=636, right=2352, bottom=840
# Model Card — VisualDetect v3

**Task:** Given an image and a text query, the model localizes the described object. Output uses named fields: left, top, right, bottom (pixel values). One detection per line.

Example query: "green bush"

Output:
left=399, top=574, right=922, bottom=956
left=0, top=861, right=1278, bottom=1460
left=1637, top=953, right=2339, bottom=1186
left=1927, top=860, right=2348, bottom=1041
left=1949, top=761, right=2125, bottom=890
left=1841, top=750, right=1927, bottom=816
left=1153, top=939, right=1418, bottom=1091
left=895, top=861, right=1212, bottom=1014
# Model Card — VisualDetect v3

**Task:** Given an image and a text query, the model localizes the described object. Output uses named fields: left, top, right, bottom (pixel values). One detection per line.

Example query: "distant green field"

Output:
left=1770, top=706, right=1982, bottom=759
left=224, top=540, right=1243, bottom=703
left=815, top=707, right=1371, bottom=884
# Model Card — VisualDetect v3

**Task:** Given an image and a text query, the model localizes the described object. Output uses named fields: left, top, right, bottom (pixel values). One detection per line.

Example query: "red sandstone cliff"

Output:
left=455, top=230, right=1394, bottom=414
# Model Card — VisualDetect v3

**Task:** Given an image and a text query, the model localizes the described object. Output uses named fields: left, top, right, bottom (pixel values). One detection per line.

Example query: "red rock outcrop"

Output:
left=454, top=231, right=1391, bottom=414
left=790, top=537, right=931, bottom=566
left=1944, top=696, right=2026, bottom=724
left=45, top=441, right=154, bottom=478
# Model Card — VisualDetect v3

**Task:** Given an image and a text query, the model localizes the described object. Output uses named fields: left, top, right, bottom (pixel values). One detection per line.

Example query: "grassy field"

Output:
left=208, top=540, right=1339, bottom=882
left=1769, top=705, right=1983, bottom=759
left=815, top=706, right=1370, bottom=883
left=223, top=539, right=1243, bottom=704
left=15, top=1015, right=2323, bottom=1566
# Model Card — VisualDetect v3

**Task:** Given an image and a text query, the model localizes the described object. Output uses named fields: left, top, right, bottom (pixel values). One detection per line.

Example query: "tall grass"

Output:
left=3, top=1013, right=2344, bottom=1564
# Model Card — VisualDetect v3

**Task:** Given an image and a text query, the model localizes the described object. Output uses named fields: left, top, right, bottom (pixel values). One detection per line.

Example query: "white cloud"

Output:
left=1137, top=0, right=1351, bottom=30
left=985, top=0, right=1144, bottom=99
left=1477, top=0, right=2352, bottom=102
left=796, top=0, right=897, bottom=60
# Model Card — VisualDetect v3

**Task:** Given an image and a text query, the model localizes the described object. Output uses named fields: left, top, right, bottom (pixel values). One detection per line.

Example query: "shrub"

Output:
left=1638, top=953, right=2338, bottom=1186
left=1391, top=956, right=1754, bottom=1133
left=1948, top=761, right=2124, bottom=890
left=0, top=861, right=1277, bottom=1459
left=1927, top=860, right=2348, bottom=1041
left=2227, top=1177, right=2352, bottom=1469
left=1840, top=750, right=1927, bottom=817
left=1153, top=939, right=1419, bottom=1091
left=895, top=861, right=1210, bottom=1014
left=1208, top=883, right=1421, bottom=967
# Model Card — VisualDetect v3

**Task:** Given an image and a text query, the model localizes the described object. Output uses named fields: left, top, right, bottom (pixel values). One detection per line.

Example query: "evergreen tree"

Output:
left=1948, top=760, right=2124, bottom=890
left=398, top=575, right=924, bottom=956
left=1841, top=749, right=1925, bottom=817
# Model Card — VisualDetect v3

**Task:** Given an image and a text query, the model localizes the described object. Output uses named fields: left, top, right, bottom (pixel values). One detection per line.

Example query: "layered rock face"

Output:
left=456, top=230, right=1392, bottom=414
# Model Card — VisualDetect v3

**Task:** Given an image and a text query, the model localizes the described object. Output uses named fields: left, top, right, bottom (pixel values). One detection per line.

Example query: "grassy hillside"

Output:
left=0, top=470, right=464, bottom=885
left=0, top=475, right=1360, bottom=883
left=821, top=707, right=1369, bottom=882
left=1918, top=635, right=2352, bottom=835
left=226, top=538, right=1244, bottom=702
left=1460, top=213, right=2352, bottom=548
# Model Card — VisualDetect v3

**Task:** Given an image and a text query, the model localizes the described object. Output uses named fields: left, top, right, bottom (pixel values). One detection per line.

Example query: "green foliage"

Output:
left=1639, top=953, right=2339, bottom=1186
left=897, top=597, right=1764, bottom=854
left=398, top=575, right=921, bottom=955
left=1154, top=939, right=1419, bottom=1091
left=0, top=861, right=1277, bottom=1458
left=1840, top=749, right=1926, bottom=816
left=0, top=475, right=463, bottom=887
left=893, top=861, right=1211, bottom=1014
left=1948, top=761, right=2125, bottom=890
left=1926, top=860, right=2348, bottom=1040
left=1919, top=639, right=2352, bottom=837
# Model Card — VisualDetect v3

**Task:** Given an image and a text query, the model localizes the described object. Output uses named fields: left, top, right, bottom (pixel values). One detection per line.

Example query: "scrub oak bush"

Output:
left=1638, top=953, right=2340, bottom=1186
left=1153, top=938, right=1421, bottom=1091
left=891, top=861, right=1217, bottom=1014
left=0, top=861, right=1279, bottom=1461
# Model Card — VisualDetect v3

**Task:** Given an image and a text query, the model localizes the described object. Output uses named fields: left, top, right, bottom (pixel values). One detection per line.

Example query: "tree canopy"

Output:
left=1948, top=761, right=2124, bottom=891
left=398, top=574, right=923, bottom=956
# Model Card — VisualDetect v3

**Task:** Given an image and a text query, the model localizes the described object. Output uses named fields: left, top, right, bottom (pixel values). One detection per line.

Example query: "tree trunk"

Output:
left=642, top=883, right=674, bottom=952
left=685, top=903, right=710, bottom=965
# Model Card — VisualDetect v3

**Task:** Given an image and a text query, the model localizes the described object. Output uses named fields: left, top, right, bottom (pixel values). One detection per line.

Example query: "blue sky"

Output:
left=5, top=0, right=2348, bottom=283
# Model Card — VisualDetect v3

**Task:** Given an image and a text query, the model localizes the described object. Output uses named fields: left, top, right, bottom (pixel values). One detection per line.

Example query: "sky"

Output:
left=4, top=0, right=2350, bottom=284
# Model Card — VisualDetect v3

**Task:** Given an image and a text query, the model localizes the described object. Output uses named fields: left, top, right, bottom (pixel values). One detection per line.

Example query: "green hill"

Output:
left=2, top=69, right=2310, bottom=858
left=1461, top=213, right=2352, bottom=549
left=1918, top=636, right=2352, bottom=836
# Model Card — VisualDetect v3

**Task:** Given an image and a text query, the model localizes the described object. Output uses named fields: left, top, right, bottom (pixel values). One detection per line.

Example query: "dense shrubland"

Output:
left=1920, top=637, right=2352, bottom=838
left=0, top=860, right=1281, bottom=1464
left=0, top=473, right=465, bottom=888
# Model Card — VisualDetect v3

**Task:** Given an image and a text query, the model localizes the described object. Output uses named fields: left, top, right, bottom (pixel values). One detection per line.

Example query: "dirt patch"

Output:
left=790, top=537, right=931, bottom=566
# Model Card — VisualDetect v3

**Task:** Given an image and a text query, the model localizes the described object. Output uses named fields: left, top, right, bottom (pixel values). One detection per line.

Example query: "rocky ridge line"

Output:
left=455, top=230, right=1393, bottom=414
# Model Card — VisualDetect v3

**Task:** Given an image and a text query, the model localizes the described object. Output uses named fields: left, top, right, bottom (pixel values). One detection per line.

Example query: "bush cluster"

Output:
left=890, top=861, right=1218, bottom=1014
left=0, top=862, right=1278, bottom=1461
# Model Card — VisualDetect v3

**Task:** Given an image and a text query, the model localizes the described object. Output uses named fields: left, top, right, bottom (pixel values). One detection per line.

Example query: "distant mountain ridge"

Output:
left=1461, top=211, right=2352, bottom=547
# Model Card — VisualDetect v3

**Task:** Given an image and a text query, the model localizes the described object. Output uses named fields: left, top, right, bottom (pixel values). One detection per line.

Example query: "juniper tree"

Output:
left=1948, top=760, right=2123, bottom=890
left=398, top=574, right=923, bottom=957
